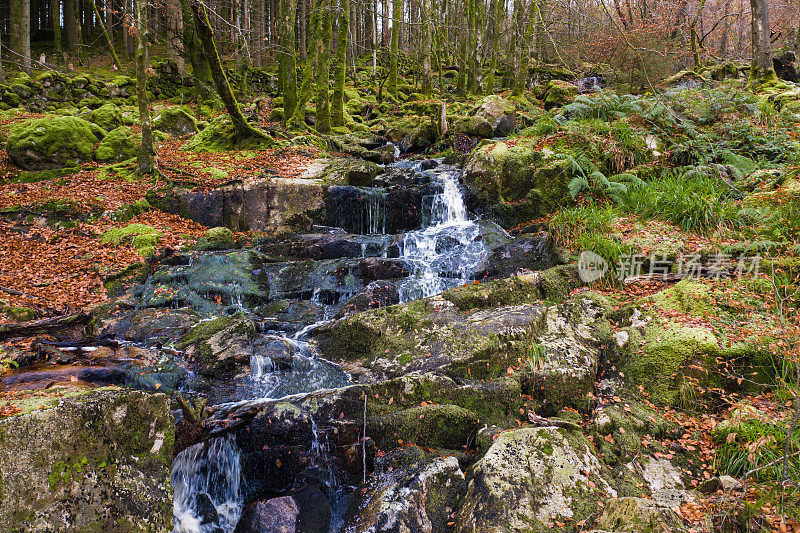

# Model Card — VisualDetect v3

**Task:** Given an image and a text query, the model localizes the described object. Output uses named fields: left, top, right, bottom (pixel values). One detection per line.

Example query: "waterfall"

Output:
left=172, top=435, right=243, bottom=533
left=398, top=164, right=487, bottom=301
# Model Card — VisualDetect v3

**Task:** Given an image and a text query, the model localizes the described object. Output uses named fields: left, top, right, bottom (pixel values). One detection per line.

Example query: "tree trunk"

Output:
left=178, top=0, right=212, bottom=100
left=456, top=0, right=468, bottom=95
left=483, top=0, right=499, bottom=94
left=388, top=0, right=401, bottom=96
left=718, top=0, right=731, bottom=56
left=749, top=0, right=773, bottom=81
left=52, top=0, right=62, bottom=54
left=511, top=0, right=527, bottom=97
left=166, top=0, right=186, bottom=74
left=191, top=0, right=265, bottom=139
left=135, top=0, right=156, bottom=176
left=280, top=0, right=298, bottom=119
left=89, top=0, right=122, bottom=70
left=315, top=0, right=332, bottom=133
left=331, top=0, right=349, bottom=127
left=11, top=0, right=31, bottom=73
left=64, top=0, right=78, bottom=55
left=421, top=0, right=433, bottom=93
left=288, top=0, right=322, bottom=130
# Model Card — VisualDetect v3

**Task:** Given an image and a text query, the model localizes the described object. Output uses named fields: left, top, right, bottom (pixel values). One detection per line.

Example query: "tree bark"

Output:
left=178, top=0, right=212, bottom=100
left=135, top=0, right=156, bottom=176
left=421, top=0, right=433, bottom=93
left=89, top=0, right=123, bottom=70
left=11, top=0, right=32, bottom=73
left=52, top=0, right=62, bottom=54
left=279, top=0, right=298, bottom=119
left=166, top=0, right=186, bottom=74
left=511, top=0, right=527, bottom=97
left=315, top=0, right=333, bottom=133
left=748, top=0, right=773, bottom=81
left=288, top=0, right=322, bottom=130
left=388, top=0, right=401, bottom=96
left=331, top=0, right=349, bottom=127
left=191, top=0, right=265, bottom=139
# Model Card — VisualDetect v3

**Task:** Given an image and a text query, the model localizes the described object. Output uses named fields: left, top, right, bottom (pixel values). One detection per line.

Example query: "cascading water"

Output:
left=172, top=435, right=243, bottom=533
left=172, top=158, right=492, bottom=533
left=398, top=163, right=488, bottom=301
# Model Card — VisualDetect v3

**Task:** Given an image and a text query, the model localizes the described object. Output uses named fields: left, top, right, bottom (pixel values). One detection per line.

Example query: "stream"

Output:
left=170, top=159, right=491, bottom=532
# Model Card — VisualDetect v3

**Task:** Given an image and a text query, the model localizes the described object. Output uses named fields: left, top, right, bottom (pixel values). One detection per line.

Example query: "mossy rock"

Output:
left=542, top=80, right=579, bottom=109
left=101, top=223, right=161, bottom=257
left=89, top=103, right=124, bottom=131
left=111, top=199, right=151, bottom=223
left=182, top=115, right=273, bottom=152
left=95, top=126, right=139, bottom=163
left=4, top=306, right=37, bottom=322
left=6, top=116, right=104, bottom=170
left=0, top=388, right=173, bottom=531
left=369, top=404, right=480, bottom=451
left=153, top=106, right=199, bottom=137
left=196, top=226, right=236, bottom=251
left=174, top=314, right=257, bottom=377
left=452, top=115, right=494, bottom=138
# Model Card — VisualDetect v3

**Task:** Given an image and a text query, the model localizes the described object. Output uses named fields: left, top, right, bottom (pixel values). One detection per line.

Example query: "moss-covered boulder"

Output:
left=89, top=103, right=124, bottom=131
left=183, top=115, right=273, bottom=152
left=369, top=403, right=480, bottom=450
left=174, top=313, right=257, bottom=377
left=95, top=126, right=138, bottom=163
left=452, top=115, right=495, bottom=138
left=542, top=80, right=579, bottom=109
left=0, top=388, right=173, bottom=531
left=153, top=106, right=199, bottom=137
left=6, top=116, right=104, bottom=170
left=463, top=138, right=573, bottom=219
left=469, top=94, right=517, bottom=136
left=456, top=427, right=617, bottom=532
left=196, top=226, right=236, bottom=251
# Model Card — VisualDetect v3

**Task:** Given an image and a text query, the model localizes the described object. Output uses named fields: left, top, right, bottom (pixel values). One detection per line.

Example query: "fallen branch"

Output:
left=0, top=311, right=92, bottom=341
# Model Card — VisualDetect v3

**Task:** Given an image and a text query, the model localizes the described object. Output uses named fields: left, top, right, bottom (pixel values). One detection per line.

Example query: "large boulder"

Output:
left=463, top=138, right=573, bottom=223
left=174, top=313, right=257, bottom=377
left=6, top=116, right=105, bottom=169
left=89, top=102, right=124, bottom=131
left=0, top=388, right=173, bottom=531
left=345, top=450, right=466, bottom=533
left=456, top=427, right=616, bottom=532
left=470, top=95, right=517, bottom=137
left=543, top=80, right=579, bottom=109
left=95, top=126, right=138, bottom=163
left=154, top=106, right=199, bottom=137
left=591, top=497, right=687, bottom=532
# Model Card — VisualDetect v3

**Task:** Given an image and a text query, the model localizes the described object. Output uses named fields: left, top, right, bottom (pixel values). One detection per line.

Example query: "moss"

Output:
left=94, top=126, right=138, bottom=163
left=196, top=226, right=236, bottom=250
left=89, top=103, right=123, bottom=131
left=369, top=404, right=480, bottom=451
left=6, top=116, right=102, bottom=170
left=4, top=306, right=37, bottom=322
left=442, top=274, right=543, bottom=311
left=111, top=199, right=151, bottom=223
left=543, top=80, right=579, bottom=109
left=153, top=106, right=198, bottom=137
left=182, top=115, right=273, bottom=152
left=101, top=223, right=161, bottom=256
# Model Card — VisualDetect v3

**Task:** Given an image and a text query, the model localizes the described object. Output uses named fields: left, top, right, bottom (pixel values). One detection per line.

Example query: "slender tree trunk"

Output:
left=331, top=0, right=349, bottom=127
left=315, top=0, right=332, bottom=133
left=718, top=0, right=731, bottom=56
left=166, top=0, right=186, bottom=74
left=279, top=0, right=298, bottom=119
left=388, top=0, right=401, bottom=96
left=421, top=0, right=433, bottom=93
left=511, top=0, right=527, bottom=97
left=135, top=0, right=155, bottom=176
left=52, top=0, right=62, bottom=55
left=179, top=0, right=212, bottom=100
left=456, top=0, right=468, bottom=95
left=64, top=0, right=79, bottom=55
left=748, top=0, right=773, bottom=81
left=288, top=0, right=322, bottom=129
left=192, top=0, right=265, bottom=138
left=11, top=0, right=31, bottom=73
left=795, top=0, right=800, bottom=58
left=89, top=0, right=122, bottom=69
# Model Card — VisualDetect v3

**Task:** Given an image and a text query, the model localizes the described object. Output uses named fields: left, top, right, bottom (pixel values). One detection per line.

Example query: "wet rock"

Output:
left=234, top=485, right=331, bottom=533
left=456, top=427, right=616, bottom=532
left=196, top=226, right=237, bottom=251
left=355, top=257, right=411, bottom=282
left=343, top=160, right=383, bottom=187
left=336, top=280, right=399, bottom=317
left=420, top=159, right=439, bottom=171
left=124, top=307, right=202, bottom=345
left=261, top=233, right=364, bottom=260
left=6, top=116, right=105, bottom=170
left=175, top=314, right=257, bottom=377
left=476, top=233, right=558, bottom=279
left=141, top=251, right=271, bottom=315
left=345, top=452, right=466, bottom=533
left=0, top=389, right=173, bottom=531
left=592, top=497, right=687, bottom=532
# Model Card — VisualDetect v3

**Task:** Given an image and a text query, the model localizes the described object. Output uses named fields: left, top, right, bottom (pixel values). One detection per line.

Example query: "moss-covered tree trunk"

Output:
left=191, top=0, right=265, bottom=139
left=388, top=0, right=401, bottom=96
left=135, top=0, right=156, bottom=176
left=52, top=0, right=62, bottom=56
left=331, top=0, right=349, bottom=126
left=315, top=0, right=333, bottom=133
left=178, top=0, right=212, bottom=101
left=89, top=0, right=123, bottom=70
left=288, top=0, right=322, bottom=130
left=748, top=0, right=775, bottom=82
left=456, top=0, right=468, bottom=96
left=483, top=0, right=499, bottom=94
left=11, top=0, right=31, bottom=73
left=280, top=0, right=298, bottom=120
left=512, top=0, right=530, bottom=97
left=421, top=0, right=433, bottom=94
